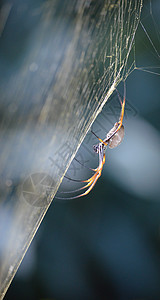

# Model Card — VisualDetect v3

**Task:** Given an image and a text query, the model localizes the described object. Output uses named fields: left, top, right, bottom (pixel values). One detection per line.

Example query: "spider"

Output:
left=56, top=82, right=126, bottom=200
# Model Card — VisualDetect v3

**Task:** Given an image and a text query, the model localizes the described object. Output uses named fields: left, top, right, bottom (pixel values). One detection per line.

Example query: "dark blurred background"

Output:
left=2, top=0, right=160, bottom=299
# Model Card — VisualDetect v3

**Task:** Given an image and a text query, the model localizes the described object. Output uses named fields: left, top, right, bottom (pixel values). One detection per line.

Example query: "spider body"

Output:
left=93, top=123, right=125, bottom=153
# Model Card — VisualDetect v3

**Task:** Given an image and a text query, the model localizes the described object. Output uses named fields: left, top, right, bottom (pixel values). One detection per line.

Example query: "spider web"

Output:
left=59, top=0, right=160, bottom=194
left=53, top=0, right=143, bottom=126
left=0, top=0, right=143, bottom=297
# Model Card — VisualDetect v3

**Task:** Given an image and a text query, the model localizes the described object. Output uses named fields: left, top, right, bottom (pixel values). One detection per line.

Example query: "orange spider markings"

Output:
left=56, top=82, right=126, bottom=200
left=74, top=152, right=106, bottom=198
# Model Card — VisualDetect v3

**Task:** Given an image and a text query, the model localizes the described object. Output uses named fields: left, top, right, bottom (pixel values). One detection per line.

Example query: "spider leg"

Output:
left=64, top=161, right=100, bottom=184
left=118, top=81, right=126, bottom=126
left=71, top=151, right=106, bottom=198
left=73, top=163, right=104, bottom=198
left=59, top=161, right=103, bottom=195
left=74, top=157, right=95, bottom=171
left=60, top=170, right=101, bottom=194
left=91, top=130, right=108, bottom=146
left=56, top=149, right=105, bottom=200
left=56, top=170, right=101, bottom=199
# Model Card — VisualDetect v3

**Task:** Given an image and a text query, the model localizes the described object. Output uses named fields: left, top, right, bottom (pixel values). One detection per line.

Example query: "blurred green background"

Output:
left=1, top=0, right=160, bottom=299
